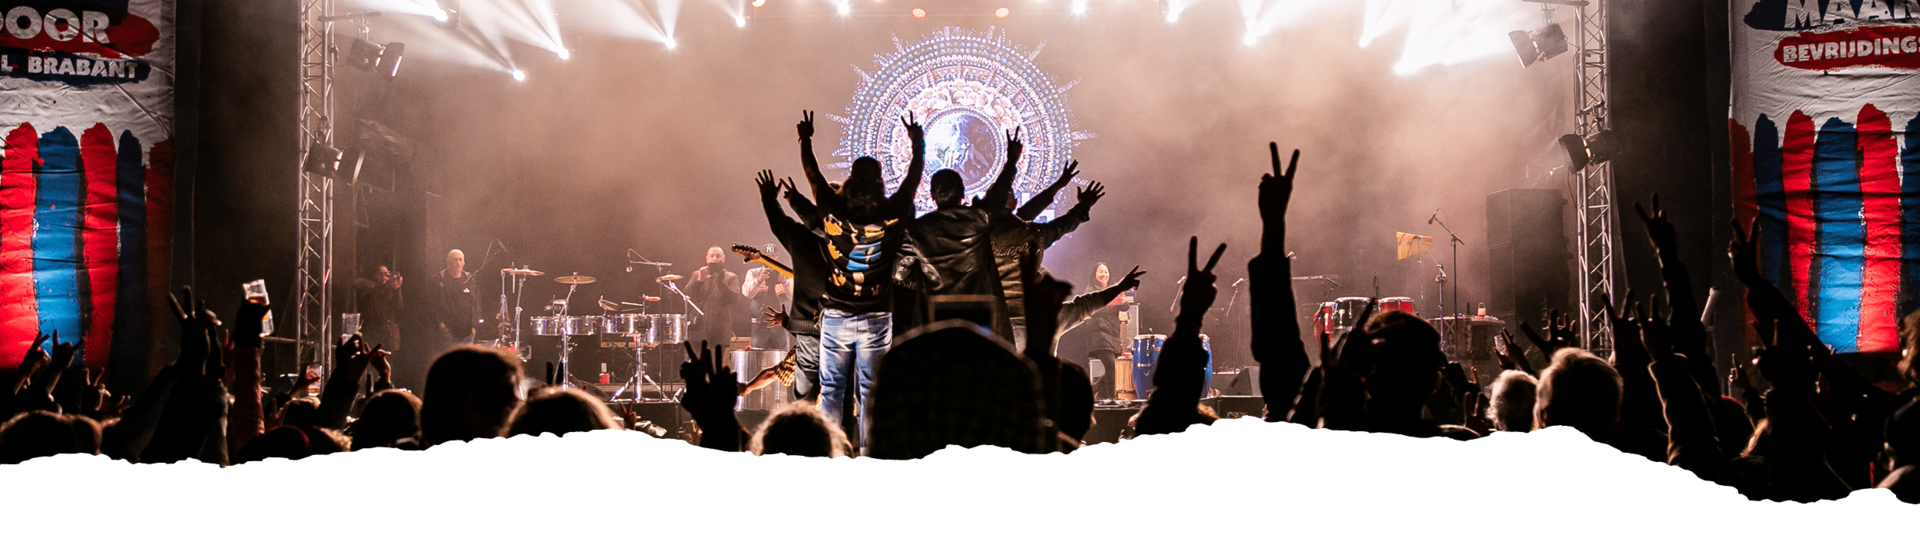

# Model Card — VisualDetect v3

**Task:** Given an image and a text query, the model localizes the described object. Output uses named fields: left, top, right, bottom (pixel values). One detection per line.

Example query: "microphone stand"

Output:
left=1430, top=213, right=1466, bottom=354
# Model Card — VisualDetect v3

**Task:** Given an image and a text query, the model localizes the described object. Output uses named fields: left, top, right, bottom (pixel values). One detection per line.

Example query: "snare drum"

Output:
left=1379, top=296, right=1415, bottom=316
left=562, top=316, right=602, bottom=336
left=530, top=316, right=564, bottom=336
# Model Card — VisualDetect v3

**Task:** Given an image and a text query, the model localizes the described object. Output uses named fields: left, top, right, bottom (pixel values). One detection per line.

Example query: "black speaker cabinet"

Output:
left=1485, top=189, right=1574, bottom=331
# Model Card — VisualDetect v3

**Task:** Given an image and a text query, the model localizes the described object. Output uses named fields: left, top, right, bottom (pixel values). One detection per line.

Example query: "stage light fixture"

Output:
left=1071, top=0, right=1086, bottom=15
left=558, top=48, right=570, bottom=60
left=511, top=69, right=526, bottom=81
left=345, top=39, right=405, bottom=77
left=1508, top=22, right=1567, bottom=68
left=996, top=7, right=1009, bottom=17
left=837, top=3, right=851, bottom=15
left=735, top=15, right=747, bottom=27
left=302, top=141, right=345, bottom=177
left=665, top=38, right=678, bottom=49
left=752, top=0, right=765, bottom=6
left=912, top=8, right=926, bottom=18
left=1558, top=129, right=1617, bottom=171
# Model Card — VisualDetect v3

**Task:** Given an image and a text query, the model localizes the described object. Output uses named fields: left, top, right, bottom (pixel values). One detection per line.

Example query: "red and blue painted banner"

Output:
left=1733, top=2, right=1920, bottom=354
left=0, top=0, right=172, bottom=371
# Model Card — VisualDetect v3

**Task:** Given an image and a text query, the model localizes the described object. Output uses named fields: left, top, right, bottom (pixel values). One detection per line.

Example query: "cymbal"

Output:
left=503, top=268, right=546, bottom=276
left=555, top=275, right=597, bottom=285
left=656, top=274, right=684, bottom=282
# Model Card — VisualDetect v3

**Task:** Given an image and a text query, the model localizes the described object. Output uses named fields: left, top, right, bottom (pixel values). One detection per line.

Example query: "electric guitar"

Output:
left=730, top=244, right=794, bottom=279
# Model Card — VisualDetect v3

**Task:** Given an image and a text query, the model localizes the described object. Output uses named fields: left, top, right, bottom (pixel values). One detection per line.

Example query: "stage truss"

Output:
left=1571, top=0, right=1617, bottom=358
left=835, top=27, right=1092, bottom=215
left=296, top=0, right=335, bottom=370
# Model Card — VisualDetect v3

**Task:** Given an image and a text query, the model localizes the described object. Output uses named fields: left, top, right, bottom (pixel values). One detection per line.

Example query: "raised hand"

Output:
left=755, top=169, right=780, bottom=201
left=1752, top=320, right=1817, bottom=395
left=8, top=332, right=49, bottom=394
left=1113, top=265, right=1146, bottom=292
left=1260, top=143, right=1300, bottom=221
left=1176, top=237, right=1228, bottom=326
left=901, top=112, right=923, bottom=141
left=1005, top=127, right=1024, bottom=159
left=1493, top=329, right=1532, bottom=375
left=1639, top=296, right=1675, bottom=361
left=1518, top=309, right=1576, bottom=357
left=797, top=110, right=815, bottom=140
left=1075, top=180, right=1105, bottom=210
left=235, top=299, right=270, bottom=346
left=1056, top=159, right=1080, bottom=186
left=35, top=331, right=77, bottom=395
left=1635, top=195, right=1677, bottom=251
left=679, top=341, right=741, bottom=450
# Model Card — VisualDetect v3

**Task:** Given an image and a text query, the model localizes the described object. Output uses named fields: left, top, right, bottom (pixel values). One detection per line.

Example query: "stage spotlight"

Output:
left=912, top=8, right=926, bottom=18
left=1558, top=130, right=1617, bottom=171
left=735, top=15, right=746, bottom=27
left=996, top=7, right=1009, bottom=17
left=345, top=39, right=405, bottom=77
left=838, top=4, right=850, bottom=15
left=558, top=48, right=570, bottom=60
left=665, top=38, right=678, bottom=49
left=752, top=0, right=765, bottom=6
left=1243, top=32, right=1258, bottom=46
left=1508, top=23, right=1567, bottom=68
left=302, top=141, right=345, bottom=177
left=1071, top=0, right=1086, bottom=15
left=511, top=69, right=526, bottom=81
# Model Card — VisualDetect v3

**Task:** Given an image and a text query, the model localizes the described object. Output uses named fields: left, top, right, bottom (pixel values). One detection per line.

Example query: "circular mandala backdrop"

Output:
left=833, top=27, right=1090, bottom=215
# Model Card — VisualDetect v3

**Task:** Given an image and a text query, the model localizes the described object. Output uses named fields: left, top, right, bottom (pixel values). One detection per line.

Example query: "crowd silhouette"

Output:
left=0, top=115, right=1914, bottom=505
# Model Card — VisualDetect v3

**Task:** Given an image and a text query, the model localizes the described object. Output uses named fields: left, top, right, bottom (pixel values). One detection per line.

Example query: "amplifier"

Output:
left=1084, top=406, right=1139, bottom=444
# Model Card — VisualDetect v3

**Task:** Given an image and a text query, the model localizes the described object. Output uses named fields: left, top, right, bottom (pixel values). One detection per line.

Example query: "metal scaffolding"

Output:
left=296, top=0, right=335, bottom=371
left=1572, top=0, right=1618, bottom=358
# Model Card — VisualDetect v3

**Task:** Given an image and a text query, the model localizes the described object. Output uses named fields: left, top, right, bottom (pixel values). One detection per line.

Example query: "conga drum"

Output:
left=1113, top=355, right=1136, bottom=401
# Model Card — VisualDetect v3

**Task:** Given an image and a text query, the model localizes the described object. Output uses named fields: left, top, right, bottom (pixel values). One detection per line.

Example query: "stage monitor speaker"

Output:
left=1085, top=406, right=1137, bottom=444
left=1485, top=189, right=1573, bottom=333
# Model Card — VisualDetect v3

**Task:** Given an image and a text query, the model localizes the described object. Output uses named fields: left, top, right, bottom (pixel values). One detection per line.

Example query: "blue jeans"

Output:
left=818, top=309, right=891, bottom=444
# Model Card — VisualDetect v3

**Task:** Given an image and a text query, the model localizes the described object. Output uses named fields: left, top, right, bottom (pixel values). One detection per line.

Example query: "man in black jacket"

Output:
left=755, top=172, right=826, bottom=402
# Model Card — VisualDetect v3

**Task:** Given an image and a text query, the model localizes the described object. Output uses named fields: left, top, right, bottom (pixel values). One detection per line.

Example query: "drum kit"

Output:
left=495, top=264, right=694, bottom=399
left=1113, top=331, right=1213, bottom=401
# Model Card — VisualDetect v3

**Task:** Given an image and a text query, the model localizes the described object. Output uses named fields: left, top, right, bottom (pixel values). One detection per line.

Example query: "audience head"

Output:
left=237, top=424, right=350, bottom=464
left=281, top=397, right=322, bottom=428
left=1535, top=348, right=1623, bottom=441
left=421, top=346, right=526, bottom=446
left=849, top=156, right=882, bottom=185
left=507, top=387, right=621, bottom=437
left=930, top=169, right=965, bottom=208
left=751, top=402, right=849, bottom=457
left=867, top=321, right=1048, bottom=459
left=1057, top=362, right=1095, bottom=442
left=1489, top=370, right=1538, bottom=432
left=350, top=389, right=422, bottom=450
left=1360, top=310, right=1445, bottom=413
left=0, top=411, right=101, bottom=464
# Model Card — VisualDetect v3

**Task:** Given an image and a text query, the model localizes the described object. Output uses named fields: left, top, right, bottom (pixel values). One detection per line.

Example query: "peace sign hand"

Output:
left=1176, top=237, right=1227, bottom=326
left=1260, top=143, right=1300, bottom=221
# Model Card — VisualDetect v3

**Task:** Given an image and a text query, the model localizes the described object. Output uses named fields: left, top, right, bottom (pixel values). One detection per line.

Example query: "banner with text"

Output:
left=0, top=0, right=174, bottom=371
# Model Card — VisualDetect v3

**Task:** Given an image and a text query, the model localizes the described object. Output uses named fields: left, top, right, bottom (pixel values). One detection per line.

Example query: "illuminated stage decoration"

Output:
left=833, top=27, right=1091, bottom=215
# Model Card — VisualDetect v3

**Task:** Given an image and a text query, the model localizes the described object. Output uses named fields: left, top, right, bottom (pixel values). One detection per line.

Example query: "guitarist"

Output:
left=751, top=170, right=829, bottom=403
left=739, top=243, right=793, bottom=350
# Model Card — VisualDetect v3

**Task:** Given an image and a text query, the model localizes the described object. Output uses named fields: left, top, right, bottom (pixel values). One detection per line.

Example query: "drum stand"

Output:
left=555, top=281, right=579, bottom=386
left=612, top=341, right=666, bottom=401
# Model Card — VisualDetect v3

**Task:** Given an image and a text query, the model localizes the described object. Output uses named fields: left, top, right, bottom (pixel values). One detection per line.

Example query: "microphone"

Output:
left=1427, top=208, right=1440, bottom=225
left=1232, top=278, right=1246, bottom=287
left=495, top=239, right=508, bottom=253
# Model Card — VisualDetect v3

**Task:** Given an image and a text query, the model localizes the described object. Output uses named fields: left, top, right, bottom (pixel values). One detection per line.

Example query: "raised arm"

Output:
left=1135, top=238, right=1226, bottom=436
left=979, top=128, right=1024, bottom=209
left=758, top=170, right=806, bottom=234
left=227, top=301, right=269, bottom=454
left=1249, top=144, right=1311, bottom=422
left=1638, top=306, right=1727, bottom=482
left=889, top=113, right=927, bottom=217
left=1017, top=160, right=1078, bottom=222
left=780, top=177, right=822, bottom=227
left=797, top=111, right=832, bottom=198
left=1060, top=266, right=1144, bottom=334
left=1636, top=197, right=1714, bottom=391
